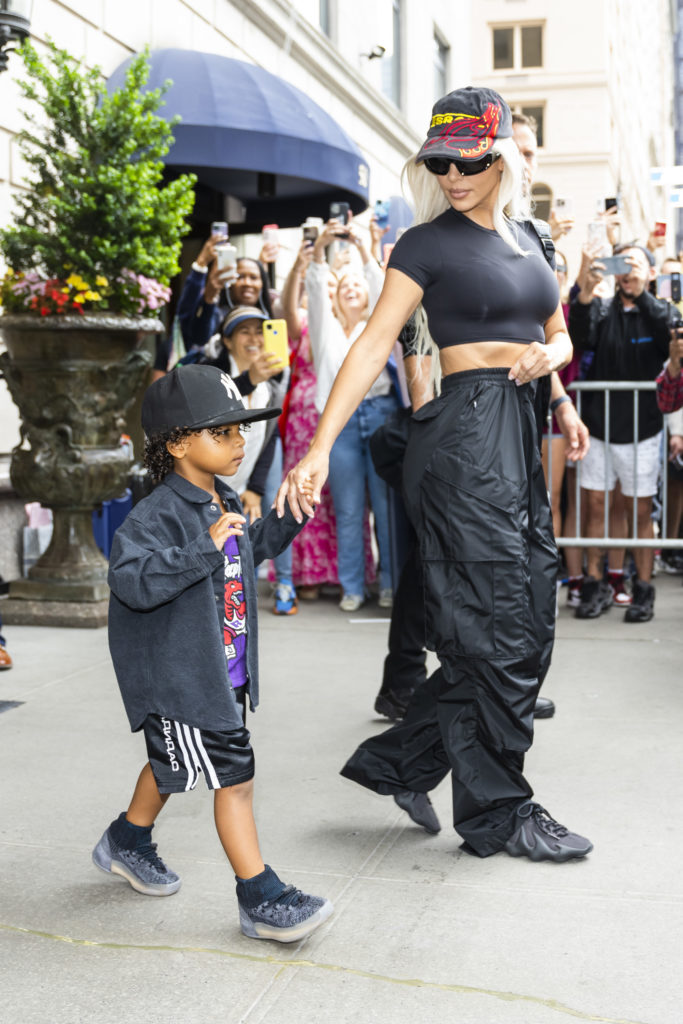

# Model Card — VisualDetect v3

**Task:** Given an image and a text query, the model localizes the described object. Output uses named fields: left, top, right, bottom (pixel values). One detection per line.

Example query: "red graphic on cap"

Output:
left=425, top=103, right=501, bottom=158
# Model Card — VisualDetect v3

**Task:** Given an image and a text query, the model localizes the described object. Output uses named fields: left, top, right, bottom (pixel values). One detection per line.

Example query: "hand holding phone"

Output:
left=211, top=221, right=229, bottom=241
left=592, top=253, right=632, bottom=276
left=262, top=319, right=289, bottom=371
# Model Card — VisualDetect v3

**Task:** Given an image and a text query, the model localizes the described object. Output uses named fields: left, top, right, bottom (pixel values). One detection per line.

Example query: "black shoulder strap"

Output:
left=525, top=217, right=556, bottom=268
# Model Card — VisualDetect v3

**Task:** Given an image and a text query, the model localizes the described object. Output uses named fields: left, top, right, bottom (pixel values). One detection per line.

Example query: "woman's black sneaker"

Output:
left=575, top=576, right=613, bottom=619
left=504, top=802, right=593, bottom=862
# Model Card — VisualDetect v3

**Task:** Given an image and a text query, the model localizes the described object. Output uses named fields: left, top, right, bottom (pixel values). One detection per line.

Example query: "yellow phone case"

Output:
left=262, top=319, right=289, bottom=369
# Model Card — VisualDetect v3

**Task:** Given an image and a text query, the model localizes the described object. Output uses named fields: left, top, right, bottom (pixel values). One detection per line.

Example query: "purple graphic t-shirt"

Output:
left=223, top=535, right=247, bottom=688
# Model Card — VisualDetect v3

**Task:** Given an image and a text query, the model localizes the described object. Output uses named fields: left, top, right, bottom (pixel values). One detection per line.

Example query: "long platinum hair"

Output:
left=402, top=137, right=531, bottom=394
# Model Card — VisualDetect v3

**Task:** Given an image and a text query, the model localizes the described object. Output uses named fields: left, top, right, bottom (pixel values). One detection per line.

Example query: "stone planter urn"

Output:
left=0, top=312, right=160, bottom=626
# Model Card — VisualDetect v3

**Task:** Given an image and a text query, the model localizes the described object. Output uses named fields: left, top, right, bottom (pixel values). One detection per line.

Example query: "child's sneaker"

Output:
left=238, top=884, right=334, bottom=943
left=92, top=816, right=181, bottom=897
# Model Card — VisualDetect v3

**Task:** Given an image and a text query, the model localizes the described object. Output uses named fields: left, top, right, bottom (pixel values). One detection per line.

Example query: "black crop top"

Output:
left=387, top=208, right=559, bottom=348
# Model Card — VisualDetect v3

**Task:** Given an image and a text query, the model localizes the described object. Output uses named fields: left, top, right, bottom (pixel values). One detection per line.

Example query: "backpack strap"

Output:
left=525, top=217, right=556, bottom=269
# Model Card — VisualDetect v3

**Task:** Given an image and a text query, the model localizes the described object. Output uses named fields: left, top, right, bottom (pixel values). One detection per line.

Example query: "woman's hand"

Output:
left=248, top=351, right=287, bottom=384
left=276, top=448, right=330, bottom=522
left=576, top=244, right=604, bottom=303
left=313, top=219, right=350, bottom=262
left=209, top=512, right=246, bottom=550
left=508, top=342, right=558, bottom=384
left=240, top=490, right=262, bottom=523
left=553, top=401, right=590, bottom=461
left=205, top=260, right=237, bottom=303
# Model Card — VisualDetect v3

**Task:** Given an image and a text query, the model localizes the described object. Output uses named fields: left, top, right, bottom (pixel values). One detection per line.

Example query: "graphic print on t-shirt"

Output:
left=224, top=535, right=247, bottom=688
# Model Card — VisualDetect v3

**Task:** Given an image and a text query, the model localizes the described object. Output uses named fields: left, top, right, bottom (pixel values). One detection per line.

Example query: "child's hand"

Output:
left=209, top=513, right=246, bottom=550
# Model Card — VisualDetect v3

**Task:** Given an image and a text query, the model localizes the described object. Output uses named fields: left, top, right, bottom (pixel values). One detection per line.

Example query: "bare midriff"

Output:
left=440, top=340, right=532, bottom=376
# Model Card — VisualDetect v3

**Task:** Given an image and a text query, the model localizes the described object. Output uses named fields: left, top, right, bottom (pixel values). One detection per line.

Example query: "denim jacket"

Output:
left=108, top=472, right=305, bottom=733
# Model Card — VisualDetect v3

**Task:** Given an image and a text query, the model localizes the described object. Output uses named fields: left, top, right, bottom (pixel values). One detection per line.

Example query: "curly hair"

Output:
left=143, top=423, right=251, bottom=483
left=143, top=427, right=193, bottom=483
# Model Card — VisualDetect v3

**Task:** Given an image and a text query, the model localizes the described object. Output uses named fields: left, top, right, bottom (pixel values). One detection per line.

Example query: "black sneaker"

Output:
left=374, top=692, right=408, bottom=721
left=533, top=696, right=556, bottom=719
left=504, top=801, right=593, bottom=862
left=394, top=790, right=441, bottom=834
left=624, top=579, right=655, bottom=623
left=92, top=822, right=181, bottom=896
left=238, top=885, right=333, bottom=943
left=575, top=576, right=613, bottom=619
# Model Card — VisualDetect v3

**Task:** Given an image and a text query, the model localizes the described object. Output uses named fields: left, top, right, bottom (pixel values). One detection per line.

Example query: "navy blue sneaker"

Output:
left=273, top=580, right=298, bottom=616
left=238, top=885, right=333, bottom=942
left=92, top=821, right=181, bottom=896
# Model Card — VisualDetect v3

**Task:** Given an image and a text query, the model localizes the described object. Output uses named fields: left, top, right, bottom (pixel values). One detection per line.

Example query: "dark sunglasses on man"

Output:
left=423, top=151, right=502, bottom=177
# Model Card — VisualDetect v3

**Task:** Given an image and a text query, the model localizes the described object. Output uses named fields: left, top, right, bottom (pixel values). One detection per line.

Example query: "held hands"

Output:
left=276, top=449, right=329, bottom=523
left=209, top=512, right=246, bottom=550
left=554, top=401, right=590, bottom=461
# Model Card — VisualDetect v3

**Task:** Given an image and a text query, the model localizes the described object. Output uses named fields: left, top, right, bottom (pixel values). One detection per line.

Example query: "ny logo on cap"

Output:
left=220, top=373, right=242, bottom=403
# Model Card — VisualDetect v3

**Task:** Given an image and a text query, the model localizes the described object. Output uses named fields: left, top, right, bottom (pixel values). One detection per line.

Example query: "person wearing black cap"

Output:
left=570, top=243, right=674, bottom=623
left=279, top=86, right=593, bottom=862
left=92, top=364, right=333, bottom=942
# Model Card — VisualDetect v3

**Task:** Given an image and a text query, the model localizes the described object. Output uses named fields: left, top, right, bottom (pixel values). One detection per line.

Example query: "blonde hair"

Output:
left=402, top=137, right=530, bottom=394
left=334, top=270, right=369, bottom=334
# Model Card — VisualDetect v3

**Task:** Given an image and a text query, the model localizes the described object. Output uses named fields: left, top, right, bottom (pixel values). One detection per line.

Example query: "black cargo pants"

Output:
left=341, top=369, right=558, bottom=856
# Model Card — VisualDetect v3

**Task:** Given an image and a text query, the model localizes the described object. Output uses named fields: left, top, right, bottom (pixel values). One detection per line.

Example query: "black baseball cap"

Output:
left=141, top=364, right=280, bottom=436
left=416, top=87, right=512, bottom=164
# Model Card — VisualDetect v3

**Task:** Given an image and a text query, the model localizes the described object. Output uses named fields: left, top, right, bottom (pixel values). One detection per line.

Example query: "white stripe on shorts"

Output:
left=191, top=727, right=221, bottom=789
left=174, top=721, right=198, bottom=791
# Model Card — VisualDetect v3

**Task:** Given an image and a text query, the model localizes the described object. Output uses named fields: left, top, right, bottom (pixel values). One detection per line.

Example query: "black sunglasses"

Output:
left=423, top=151, right=501, bottom=177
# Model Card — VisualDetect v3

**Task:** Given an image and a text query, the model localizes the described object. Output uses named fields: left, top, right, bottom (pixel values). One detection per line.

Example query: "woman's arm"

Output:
left=276, top=268, right=423, bottom=519
left=508, top=301, right=573, bottom=385
left=280, top=241, right=313, bottom=340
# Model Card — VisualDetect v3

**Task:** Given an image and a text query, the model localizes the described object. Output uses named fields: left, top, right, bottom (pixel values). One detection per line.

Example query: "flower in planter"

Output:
left=0, top=40, right=196, bottom=319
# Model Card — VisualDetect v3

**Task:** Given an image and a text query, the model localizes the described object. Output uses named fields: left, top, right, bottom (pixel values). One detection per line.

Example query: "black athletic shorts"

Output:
left=142, top=687, right=255, bottom=794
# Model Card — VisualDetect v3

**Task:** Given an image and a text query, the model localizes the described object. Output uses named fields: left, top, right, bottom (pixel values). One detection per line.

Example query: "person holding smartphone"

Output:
left=304, top=219, right=402, bottom=612
left=569, top=244, right=674, bottom=621
left=278, top=87, right=592, bottom=863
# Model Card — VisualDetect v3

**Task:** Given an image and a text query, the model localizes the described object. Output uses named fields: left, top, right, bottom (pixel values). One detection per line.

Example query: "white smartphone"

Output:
left=554, top=197, right=574, bottom=218
left=214, top=243, right=237, bottom=273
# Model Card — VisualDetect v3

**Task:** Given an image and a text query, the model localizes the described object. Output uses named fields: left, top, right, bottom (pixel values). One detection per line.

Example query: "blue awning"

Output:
left=107, top=49, right=370, bottom=227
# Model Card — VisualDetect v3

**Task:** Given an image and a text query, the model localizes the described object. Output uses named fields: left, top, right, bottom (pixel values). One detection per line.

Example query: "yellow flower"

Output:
left=84, top=291, right=101, bottom=301
left=95, top=275, right=108, bottom=288
left=73, top=293, right=87, bottom=304
left=66, top=273, right=89, bottom=291
left=61, top=287, right=70, bottom=294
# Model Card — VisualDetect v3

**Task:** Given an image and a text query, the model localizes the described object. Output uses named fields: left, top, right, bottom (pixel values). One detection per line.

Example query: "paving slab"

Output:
left=0, top=576, right=681, bottom=1024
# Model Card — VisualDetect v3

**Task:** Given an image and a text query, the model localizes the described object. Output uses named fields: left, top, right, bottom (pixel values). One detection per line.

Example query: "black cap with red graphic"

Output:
left=415, top=87, right=512, bottom=164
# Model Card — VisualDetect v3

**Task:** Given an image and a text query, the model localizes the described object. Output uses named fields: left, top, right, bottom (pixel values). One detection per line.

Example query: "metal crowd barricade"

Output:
left=548, top=380, right=683, bottom=549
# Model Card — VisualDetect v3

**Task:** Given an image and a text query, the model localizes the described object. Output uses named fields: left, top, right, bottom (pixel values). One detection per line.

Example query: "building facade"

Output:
left=0, top=0, right=470, bottom=461
left=470, top=0, right=677, bottom=276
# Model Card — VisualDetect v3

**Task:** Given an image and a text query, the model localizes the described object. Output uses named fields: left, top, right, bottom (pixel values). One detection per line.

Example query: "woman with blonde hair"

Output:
left=304, top=219, right=401, bottom=611
left=279, top=87, right=592, bottom=862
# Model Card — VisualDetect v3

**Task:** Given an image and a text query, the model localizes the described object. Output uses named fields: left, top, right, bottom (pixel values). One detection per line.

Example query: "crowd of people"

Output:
left=89, top=85, right=683, bottom=946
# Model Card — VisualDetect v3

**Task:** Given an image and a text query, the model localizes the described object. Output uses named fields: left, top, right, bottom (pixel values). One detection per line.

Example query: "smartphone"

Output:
left=654, top=221, right=667, bottom=239
left=672, top=271, right=681, bottom=303
left=214, top=243, right=237, bottom=273
left=211, top=221, right=228, bottom=240
left=605, top=197, right=619, bottom=212
left=262, top=319, right=289, bottom=370
left=554, top=197, right=574, bottom=218
left=262, top=223, right=279, bottom=247
left=374, top=199, right=390, bottom=230
left=587, top=220, right=608, bottom=250
left=302, top=224, right=318, bottom=246
left=594, top=254, right=632, bottom=276
left=330, top=201, right=350, bottom=229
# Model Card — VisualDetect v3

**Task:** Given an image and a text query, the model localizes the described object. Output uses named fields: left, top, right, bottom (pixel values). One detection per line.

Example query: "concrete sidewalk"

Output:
left=0, top=576, right=681, bottom=1024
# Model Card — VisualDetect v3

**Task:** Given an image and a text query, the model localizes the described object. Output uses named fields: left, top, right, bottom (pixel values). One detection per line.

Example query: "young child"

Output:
left=92, top=363, right=333, bottom=943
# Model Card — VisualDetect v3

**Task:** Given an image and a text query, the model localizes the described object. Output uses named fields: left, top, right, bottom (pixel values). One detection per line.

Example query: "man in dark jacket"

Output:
left=569, top=244, right=672, bottom=622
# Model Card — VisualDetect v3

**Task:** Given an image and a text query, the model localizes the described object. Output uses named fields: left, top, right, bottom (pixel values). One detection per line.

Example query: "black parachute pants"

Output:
left=341, top=369, right=558, bottom=857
